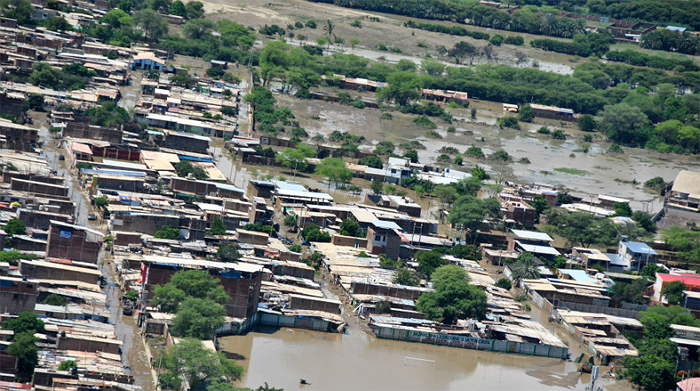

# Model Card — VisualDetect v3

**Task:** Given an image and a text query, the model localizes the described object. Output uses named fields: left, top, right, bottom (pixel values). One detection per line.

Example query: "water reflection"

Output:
left=220, top=326, right=622, bottom=391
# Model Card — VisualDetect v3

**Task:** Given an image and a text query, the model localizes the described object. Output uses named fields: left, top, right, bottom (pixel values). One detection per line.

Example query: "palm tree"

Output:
left=323, top=19, right=336, bottom=50
left=510, top=253, right=541, bottom=284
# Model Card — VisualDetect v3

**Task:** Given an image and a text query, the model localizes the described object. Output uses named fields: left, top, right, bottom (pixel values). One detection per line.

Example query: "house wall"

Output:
left=45, top=225, right=102, bottom=264
left=20, top=262, right=100, bottom=284
left=0, top=278, right=37, bottom=314
left=10, top=178, right=68, bottom=197
left=289, top=295, right=341, bottom=314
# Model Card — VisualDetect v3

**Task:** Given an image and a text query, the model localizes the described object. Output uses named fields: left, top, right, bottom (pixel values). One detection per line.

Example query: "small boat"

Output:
left=300, top=379, right=310, bottom=385
left=123, top=301, right=134, bottom=316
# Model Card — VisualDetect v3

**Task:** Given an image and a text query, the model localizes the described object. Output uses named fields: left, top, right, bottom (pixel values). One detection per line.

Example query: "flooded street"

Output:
left=220, top=325, right=624, bottom=391
left=38, top=121, right=156, bottom=390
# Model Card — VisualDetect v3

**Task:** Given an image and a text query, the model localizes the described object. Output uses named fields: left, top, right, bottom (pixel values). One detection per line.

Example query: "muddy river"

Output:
left=220, top=324, right=626, bottom=391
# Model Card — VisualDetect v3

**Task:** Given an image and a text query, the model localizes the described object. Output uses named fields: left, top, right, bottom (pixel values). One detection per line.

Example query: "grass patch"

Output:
left=554, top=167, right=589, bottom=176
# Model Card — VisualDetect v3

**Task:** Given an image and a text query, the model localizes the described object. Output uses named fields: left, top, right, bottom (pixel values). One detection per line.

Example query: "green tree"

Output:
left=182, top=18, right=214, bottom=39
left=394, top=268, right=419, bottom=286
left=448, top=196, right=501, bottom=242
left=159, top=338, right=243, bottom=390
left=58, top=360, right=77, bottom=371
left=577, top=114, right=597, bottom=132
left=518, top=104, right=534, bottom=122
left=169, top=0, right=186, bottom=16
left=174, top=160, right=209, bottom=180
left=510, top=253, right=540, bottom=284
left=7, top=332, right=38, bottom=381
left=624, top=354, right=676, bottom=391
left=26, top=94, right=44, bottom=111
left=133, top=9, right=169, bottom=41
left=339, top=219, right=360, bottom=237
left=44, top=293, right=67, bottom=306
left=185, top=0, right=204, bottom=19
left=315, top=157, right=352, bottom=188
left=416, top=265, right=487, bottom=324
left=496, top=278, right=512, bottom=290
left=611, top=278, right=648, bottom=305
left=301, top=224, right=331, bottom=242
left=661, top=226, right=700, bottom=264
left=421, top=57, right=445, bottom=76
left=358, top=155, right=383, bottom=169
left=276, top=144, right=315, bottom=177
left=154, top=225, right=180, bottom=240
left=210, top=217, right=227, bottom=235
left=3, top=218, right=25, bottom=237
left=0, top=0, right=32, bottom=24
left=641, top=263, right=664, bottom=280
left=434, top=185, right=458, bottom=212
left=598, top=103, right=650, bottom=145
left=402, top=150, right=419, bottom=163
left=613, top=202, right=633, bottom=217
left=125, top=290, right=139, bottom=302
left=94, top=197, right=108, bottom=207
left=416, top=250, right=448, bottom=280
left=152, top=269, right=228, bottom=312
left=370, top=179, right=383, bottom=194
left=172, top=298, right=226, bottom=339
left=349, top=37, right=360, bottom=49
left=377, top=71, right=423, bottom=106
left=661, top=280, right=687, bottom=305
left=217, top=244, right=240, bottom=262
left=3, top=312, right=44, bottom=334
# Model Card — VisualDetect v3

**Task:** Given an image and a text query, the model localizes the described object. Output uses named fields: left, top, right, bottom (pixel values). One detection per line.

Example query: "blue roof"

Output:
left=370, top=219, right=403, bottom=231
left=557, top=269, right=598, bottom=284
left=622, top=241, right=658, bottom=255
left=216, top=183, right=244, bottom=193
left=177, top=155, right=213, bottom=163
left=605, top=253, right=624, bottom=266
left=275, top=181, right=307, bottom=192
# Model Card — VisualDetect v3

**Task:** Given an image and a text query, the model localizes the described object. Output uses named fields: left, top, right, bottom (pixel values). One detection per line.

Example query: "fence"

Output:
left=371, top=325, right=568, bottom=359
left=219, top=310, right=341, bottom=336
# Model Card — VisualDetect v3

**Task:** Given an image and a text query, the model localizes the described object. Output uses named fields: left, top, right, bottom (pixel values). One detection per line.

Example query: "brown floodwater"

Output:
left=219, top=324, right=627, bottom=391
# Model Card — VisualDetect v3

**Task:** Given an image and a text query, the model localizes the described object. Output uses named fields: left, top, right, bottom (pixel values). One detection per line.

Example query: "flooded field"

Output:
left=220, top=325, right=627, bottom=391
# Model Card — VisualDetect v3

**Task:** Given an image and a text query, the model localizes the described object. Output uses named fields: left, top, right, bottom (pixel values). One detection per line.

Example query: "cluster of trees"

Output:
left=416, top=265, right=487, bottom=324
left=543, top=208, right=655, bottom=248
left=315, top=157, right=352, bottom=188
left=174, top=160, right=209, bottom=180
left=301, top=223, right=331, bottom=242
left=3, top=312, right=45, bottom=381
left=623, top=306, right=700, bottom=390
left=403, top=20, right=491, bottom=41
left=662, top=226, right=700, bottom=264
left=28, top=62, right=96, bottom=91
left=152, top=270, right=228, bottom=339
left=530, top=32, right=614, bottom=57
left=606, top=49, right=699, bottom=72
left=309, top=0, right=589, bottom=40
left=159, top=338, right=243, bottom=390
left=588, top=0, right=700, bottom=31
left=244, top=87, right=295, bottom=135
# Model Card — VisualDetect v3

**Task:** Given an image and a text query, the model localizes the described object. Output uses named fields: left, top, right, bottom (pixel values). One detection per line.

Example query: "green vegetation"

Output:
left=623, top=306, right=700, bottom=390
left=159, top=338, right=243, bottom=390
left=217, top=244, right=240, bottom=262
left=44, top=293, right=67, bottom=306
left=339, top=219, right=361, bottom=237
left=416, top=250, right=448, bottom=279
left=124, top=290, right=139, bottom=302
left=315, top=157, right=352, bottom=188
left=495, top=278, right=512, bottom=290
left=58, top=360, right=77, bottom=371
left=509, top=253, right=540, bottom=283
left=416, top=265, right=487, bottom=324
left=154, top=226, right=180, bottom=240
left=4, top=218, right=25, bottom=237
left=209, top=218, right=227, bottom=235
left=174, top=161, right=208, bottom=180
left=554, top=167, right=588, bottom=176
left=152, top=270, right=228, bottom=313
left=245, top=87, right=295, bottom=134
left=530, top=32, right=614, bottom=57
left=404, top=20, right=490, bottom=41
left=644, top=176, right=668, bottom=191
left=0, top=250, right=38, bottom=266
left=29, top=62, right=96, bottom=91
left=498, top=117, right=520, bottom=130
left=172, top=298, right=226, bottom=339
left=394, top=268, right=420, bottom=286
left=276, top=144, right=316, bottom=176
left=302, top=224, right=332, bottom=242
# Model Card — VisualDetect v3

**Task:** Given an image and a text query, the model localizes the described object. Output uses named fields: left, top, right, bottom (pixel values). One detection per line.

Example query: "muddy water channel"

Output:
left=220, top=325, right=626, bottom=391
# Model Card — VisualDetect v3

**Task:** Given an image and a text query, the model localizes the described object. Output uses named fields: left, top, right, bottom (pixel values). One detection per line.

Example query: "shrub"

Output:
left=551, top=129, right=566, bottom=140
left=412, top=115, right=436, bottom=128
left=498, top=117, right=520, bottom=129
left=537, top=127, right=550, bottom=135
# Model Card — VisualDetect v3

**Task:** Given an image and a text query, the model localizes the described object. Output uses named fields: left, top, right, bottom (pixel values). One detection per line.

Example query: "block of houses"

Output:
left=616, top=239, right=658, bottom=272
left=45, top=221, right=103, bottom=264
left=507, top=229, right=560, bottom=260
left=653, top=272, right=700, bottom=303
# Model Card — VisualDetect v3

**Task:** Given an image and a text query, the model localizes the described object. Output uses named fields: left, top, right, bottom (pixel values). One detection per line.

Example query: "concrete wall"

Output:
left=11, top=178, right=68, bottom=197
left=332, top=234, right=368, bottom=248
left=46, top=225, right=102, bottom=264
left=289, top=295, right=341, bottom=314
left=0, top=279, right=37, bottom=314
left=62, top=116, right=122, bottom=144
left=20, top=261, right=100, bottom=284
left=18, top=208, right=71, bottom=230
left=351, top=281, right=425, bottom=301
left=56, top=335, right=121, bottom=355
left=3, top=172, right=63, bottom=185
left=371, top=325, right=568, bottom=359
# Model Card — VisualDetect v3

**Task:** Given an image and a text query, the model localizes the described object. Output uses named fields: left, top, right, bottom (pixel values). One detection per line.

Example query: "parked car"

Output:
left=88, top=212, right=96, bottom=221
left=59, top=154, right=65, bottom=161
